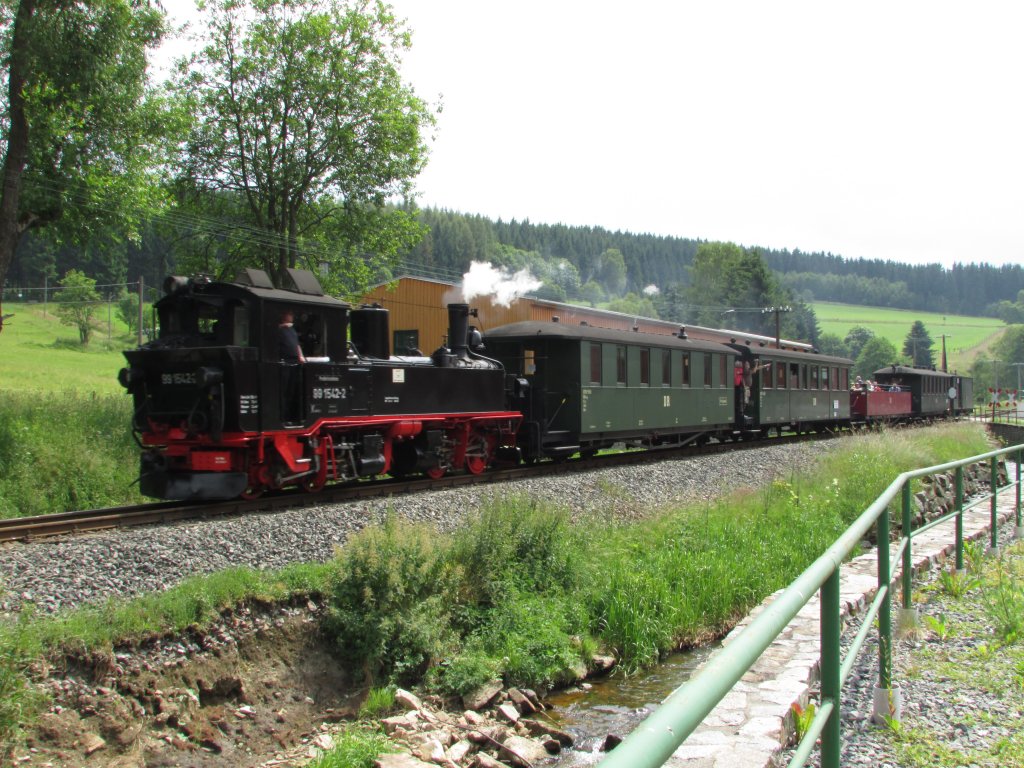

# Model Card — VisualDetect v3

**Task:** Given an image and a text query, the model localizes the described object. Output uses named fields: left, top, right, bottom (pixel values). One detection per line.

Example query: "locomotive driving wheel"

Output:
left=240, top=484, right=264, bottom=500
left=241, top=465, right=271, bottom=500
left=464, top=433, right=496, bottom=475
left=302, top=474, right=326, bottom=492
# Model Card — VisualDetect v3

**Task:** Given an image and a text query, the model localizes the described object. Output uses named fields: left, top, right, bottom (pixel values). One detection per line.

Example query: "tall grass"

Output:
left=0, top=391, right=142, bottom=517
left=323, top=423, right=995, bottom=689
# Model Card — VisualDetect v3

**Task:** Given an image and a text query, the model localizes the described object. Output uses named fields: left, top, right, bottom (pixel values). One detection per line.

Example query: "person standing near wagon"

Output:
left=736, top=358, right=767, bottom=413
left=279, top=310, right=305, bottom=424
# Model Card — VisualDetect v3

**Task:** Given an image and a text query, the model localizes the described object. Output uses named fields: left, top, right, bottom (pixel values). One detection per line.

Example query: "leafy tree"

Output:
left=597, top=248, right=627, bottom=297
left=902, top=320, right=935, bottom=368
left=684, top=242, right=814, bottom=341
left=606, top=292, right=659, bottom=319
left=649, top=283, right=677, bottom=321
left=843, top=326, right=875, bottom=361
left=56, top=269, right=100, bottom=344
left=173, top=0, right=435, bottom=290
left=0, top=0, right=172, bottom=331
left=854, top=336, right=900, bottom=380
left=116, top=291, right=142, bottom=336
left=578, top=280, right=605, bottom=307
left=549, top=259, right=581, bottom=298
left=816, top=332, right=849, bottom=358
left=971, top=326, right=1024, bottom=397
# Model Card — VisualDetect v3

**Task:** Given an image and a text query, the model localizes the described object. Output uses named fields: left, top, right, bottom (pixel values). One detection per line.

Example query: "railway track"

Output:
left=0, top=431, right=827, bottom=543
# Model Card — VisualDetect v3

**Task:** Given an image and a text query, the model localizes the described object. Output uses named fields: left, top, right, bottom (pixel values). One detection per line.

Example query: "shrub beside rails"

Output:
left=118, top=269, right=974, bottom=501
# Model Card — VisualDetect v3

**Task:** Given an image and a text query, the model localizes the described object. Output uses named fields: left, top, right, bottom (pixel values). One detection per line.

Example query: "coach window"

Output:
left=801, top=364, right=809, bottom=389
left=681, top=352, right=691, bottom=387
left=842, top=369, right=849, bottom=390
left=703, top=353, right=713, bottom=387
left=762, top=360, right=773, bottom=389
left=832, top=367, right=840, bottom=391
left=616, top=345, right=627, bottom=386
left=640, top=348, right=650, bottom=386
left=662, top=349, right=672, bottom=387
left=719, top=355, right=728, bottom=388
left=822, top=366, right=830, bottom=390
left=589, top=343, right=602, bottom=385
left=810, top=365, right=819, bottom=389
left=776, top=361, right=787, bottom=389
left=789, top=363, right=799, bottom=389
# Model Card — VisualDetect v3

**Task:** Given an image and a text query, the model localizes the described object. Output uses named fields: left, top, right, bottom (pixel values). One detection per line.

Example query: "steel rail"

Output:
left=0, top=431, right=823, bottom=543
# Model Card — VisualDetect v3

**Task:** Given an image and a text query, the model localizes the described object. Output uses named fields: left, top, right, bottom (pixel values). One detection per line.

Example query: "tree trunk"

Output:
left=0, top=0, right=36, bottom=333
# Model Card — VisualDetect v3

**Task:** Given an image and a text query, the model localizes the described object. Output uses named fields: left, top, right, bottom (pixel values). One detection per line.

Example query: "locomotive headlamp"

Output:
left=197, top=366, right=224, bottom=389
left=118, top=367, right=144, bottom=390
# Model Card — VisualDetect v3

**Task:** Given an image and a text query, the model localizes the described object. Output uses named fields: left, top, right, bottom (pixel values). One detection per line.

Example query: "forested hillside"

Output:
left=403, top=209, right=1024, bottom=317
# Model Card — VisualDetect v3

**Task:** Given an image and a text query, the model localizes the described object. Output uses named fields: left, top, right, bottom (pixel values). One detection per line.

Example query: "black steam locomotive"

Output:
left=119, top=268, right=521, bottom=500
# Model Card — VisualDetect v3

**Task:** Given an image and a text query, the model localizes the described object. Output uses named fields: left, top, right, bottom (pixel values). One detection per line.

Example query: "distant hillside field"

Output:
left=812, top=301, right=1005, bottom=370
left=0, top=303, right=130, bottom=395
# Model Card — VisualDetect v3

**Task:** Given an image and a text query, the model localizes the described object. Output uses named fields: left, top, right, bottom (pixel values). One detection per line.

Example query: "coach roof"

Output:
left=485, top=320, right=734, bottom=354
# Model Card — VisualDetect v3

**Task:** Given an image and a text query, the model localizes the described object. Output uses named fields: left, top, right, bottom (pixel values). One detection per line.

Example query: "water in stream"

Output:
left=542, top=646, right=713, bottom=766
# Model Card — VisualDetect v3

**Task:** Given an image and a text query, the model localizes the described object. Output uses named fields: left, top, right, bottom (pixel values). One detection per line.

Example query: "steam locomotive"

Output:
left=119, top=269, right=972, bottom=500
left=119, top=268, right=521, bottom=500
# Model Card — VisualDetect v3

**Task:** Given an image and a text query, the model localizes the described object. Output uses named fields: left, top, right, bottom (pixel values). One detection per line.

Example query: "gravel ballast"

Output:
left=0, top=441, right=831, bottom=616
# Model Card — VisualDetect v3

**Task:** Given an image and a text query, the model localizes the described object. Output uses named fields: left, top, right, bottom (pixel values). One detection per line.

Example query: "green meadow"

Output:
left=811, top=301, right=1005, bottom=371
left=0, top=302, right=130, bottom=395
left=0, top=303, right=141, bottom=517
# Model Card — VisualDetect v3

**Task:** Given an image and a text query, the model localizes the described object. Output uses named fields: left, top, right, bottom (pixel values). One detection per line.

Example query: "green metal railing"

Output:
left=599, top=444, right=1024, bottom=768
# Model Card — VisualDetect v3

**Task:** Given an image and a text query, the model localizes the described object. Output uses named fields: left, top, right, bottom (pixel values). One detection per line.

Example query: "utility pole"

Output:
left=137, top=277, right=144, bottom=346
left=940, top=334, right=952, bottom=372
left=1012, top=363, right=1024, bottom=405
left=761, top=306, right=791, bottom=348
left=989, top=360, right=1003, bottom=420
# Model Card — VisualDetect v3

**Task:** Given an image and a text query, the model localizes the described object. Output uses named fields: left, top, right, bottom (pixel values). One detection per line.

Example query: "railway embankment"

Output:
left=0, top=424, right=1004, bottom=766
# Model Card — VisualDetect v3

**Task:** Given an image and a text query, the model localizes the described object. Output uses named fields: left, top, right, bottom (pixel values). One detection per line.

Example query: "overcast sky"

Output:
left=164, top=1, right=1024, bottom=269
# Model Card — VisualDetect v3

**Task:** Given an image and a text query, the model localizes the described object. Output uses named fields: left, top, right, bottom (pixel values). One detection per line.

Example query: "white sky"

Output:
left=162, top=1, right=1024, bottom=269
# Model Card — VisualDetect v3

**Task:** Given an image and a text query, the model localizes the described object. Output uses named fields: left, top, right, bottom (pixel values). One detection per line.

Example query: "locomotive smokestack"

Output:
left=447, top=303, right=471, bottom=357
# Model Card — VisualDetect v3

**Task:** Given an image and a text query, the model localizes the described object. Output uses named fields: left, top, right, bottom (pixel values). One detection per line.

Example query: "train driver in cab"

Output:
left=279, top=310, right=306, bottom=364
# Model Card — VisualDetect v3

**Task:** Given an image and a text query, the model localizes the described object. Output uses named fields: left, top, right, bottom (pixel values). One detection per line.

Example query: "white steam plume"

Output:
left=643, top=284, right=660, bottom=296
left=461, top=261, right=542, bottom=307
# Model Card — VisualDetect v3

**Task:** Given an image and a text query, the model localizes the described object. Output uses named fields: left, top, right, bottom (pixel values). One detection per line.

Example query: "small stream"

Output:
left=541, top=646, right=714, bottom=766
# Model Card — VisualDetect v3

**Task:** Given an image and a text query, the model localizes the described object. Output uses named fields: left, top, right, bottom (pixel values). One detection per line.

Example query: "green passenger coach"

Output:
left=485, top=321, right=736, bottom=461
left=729, top=344, right=853, bottom=435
